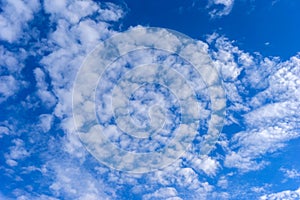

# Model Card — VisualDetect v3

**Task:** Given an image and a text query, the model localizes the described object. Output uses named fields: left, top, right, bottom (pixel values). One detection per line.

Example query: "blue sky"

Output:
left=1, top=0, right=300, bottom=199
left=120, top=0, right=300, bottom=59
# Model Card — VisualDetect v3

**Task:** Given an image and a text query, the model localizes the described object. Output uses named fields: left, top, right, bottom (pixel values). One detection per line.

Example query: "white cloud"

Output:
left=143, top=187, right=182, bottom=200
left=20, top=2, right=128, bottom=198
left=0, top=46, right=28, bottom=104
left=208, top=35, right=252, bottom=125
left=34, top=3, right=299, bottom=197
left=217, top=176, right=228, bottom=189
left=11, top=190, right=59, bottom=200
left=44, top=0, right=124, bottom=24
left=0, top=46, right=27, bottom=74
left=72, top=26, right=225, bottom=173
left=0, top=75, right=19, bottom=103
left=34, top=68, right=57, bottom=109
left=43, top=0, right=97, bottom=24
left=6, top=159, right=18, bottom=167
left=224, top=124, right=298, bottom=171
left=244, top=101, right=299, bottom=128
left=280, top=168, right=300, bottom=179
left=223, top=57, right=300, bottom=171
left=209, top=35, right=300, bottom=172
left=0, top=0, right=40, bottom=42
left=143, top=161, right=214, bottom=199
left=40, top=1, right=121, bottom=119
left=4, top=139, right=30, bottom=167
left=0, top=126, right=10, bottom=138
left=2, top=0, right=300, bottom=198
left=207, top=0, right=235, bottom=18
left=211, top=191, right=230, bottom=199
left=210, top=35, right=254, bottom=81
left=189, top=154, right=219, bottom=176
left=251, top=186, right=267, bottom=193
left=48, top=160, right=115, bottom=200
left=38, top=114, right=54, bottom=133
left=260, top=187, right=300, bottom=200
left=97, top=2, right=124, bottom=22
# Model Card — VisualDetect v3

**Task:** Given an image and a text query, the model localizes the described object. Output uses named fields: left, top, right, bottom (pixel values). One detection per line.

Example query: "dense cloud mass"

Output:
left=0, top=0, right=299, bottom=199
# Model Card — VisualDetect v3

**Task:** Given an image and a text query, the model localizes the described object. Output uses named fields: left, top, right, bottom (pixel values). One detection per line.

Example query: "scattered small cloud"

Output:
left=0, top=0, right=300, bottom=199
left=207, top=0, right=235, bottom=18
left=280, top=168, right=300, bottom=179
left=4, top=139, right=30, bottom=167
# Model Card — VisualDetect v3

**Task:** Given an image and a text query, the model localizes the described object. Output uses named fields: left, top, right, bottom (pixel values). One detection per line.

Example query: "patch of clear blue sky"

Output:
left=105, top=0, right=300, bottom=60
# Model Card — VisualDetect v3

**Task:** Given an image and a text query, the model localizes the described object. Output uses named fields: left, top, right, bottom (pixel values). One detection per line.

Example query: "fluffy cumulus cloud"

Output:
left=37, top=0, right=127, bottom=198
left=0, top=0, right=40, bottom=42
left=0, top=75, right=19, bottom=103
left=4, top=139, right=30, bottom=167
left=0, top=0, right=125, bottom=199
left=40, top=0, right=124, bottom=121
left=0, top=46, right=27, bottom=103
left=1, top=0, right=300, bottom=199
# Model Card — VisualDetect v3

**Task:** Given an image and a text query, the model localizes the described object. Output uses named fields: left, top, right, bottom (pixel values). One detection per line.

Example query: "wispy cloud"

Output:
left=260, top=187, right=300, bottom=200
left=207, top=0, right=235, bottom=18
left=208, top=35, right=300, bottom=172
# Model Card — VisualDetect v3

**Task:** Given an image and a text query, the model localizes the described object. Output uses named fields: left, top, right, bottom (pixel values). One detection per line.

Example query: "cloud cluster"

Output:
left=0, top=0, right=40, bottom=42
left=73, top=26, right=225, bottom=173
left=0, top=46, right=27, bottom=104
left=1, top=0, right=300, bottom=199
left=208, top=35, right=300, bottom=172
